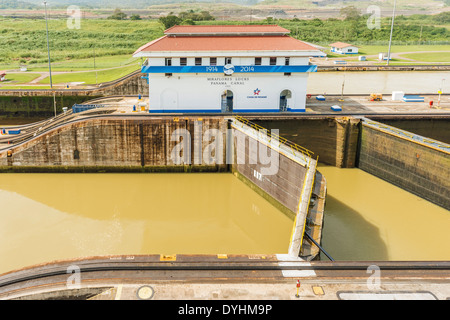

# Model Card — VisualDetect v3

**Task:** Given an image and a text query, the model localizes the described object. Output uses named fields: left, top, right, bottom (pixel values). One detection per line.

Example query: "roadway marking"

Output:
left=276, top=254, right=316, bottom=278
left=114, top=284, right=123, bottom=300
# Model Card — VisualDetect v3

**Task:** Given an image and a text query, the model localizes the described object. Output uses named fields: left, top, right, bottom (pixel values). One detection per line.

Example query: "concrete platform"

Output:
left=89, top=94, right=450, bottom=116
left=0, top=256, right=448, bottom=300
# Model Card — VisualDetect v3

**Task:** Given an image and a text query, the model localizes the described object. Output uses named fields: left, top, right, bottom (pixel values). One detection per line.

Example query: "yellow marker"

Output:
left=217, top=254, right=228, bottom=259
left=312, top=286, right=325, bottom=296
left=160, top=254, right=176, bottom=261
left=295, top=280, right=301, bottom=298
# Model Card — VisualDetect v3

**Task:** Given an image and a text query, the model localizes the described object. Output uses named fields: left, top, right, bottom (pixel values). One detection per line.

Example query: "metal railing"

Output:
left=233, top=115, right=314, bottom=161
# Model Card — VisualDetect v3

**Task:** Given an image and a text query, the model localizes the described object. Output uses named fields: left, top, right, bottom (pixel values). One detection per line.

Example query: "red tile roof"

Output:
left=134, top=35, right=319, bottom=54
left=164, top=25, right=290, bottom=35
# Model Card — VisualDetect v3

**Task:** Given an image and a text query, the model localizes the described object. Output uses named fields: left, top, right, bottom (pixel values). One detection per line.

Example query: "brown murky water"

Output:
left=1, top=167, right=449, bottom=275
left=0, top=173, right=293, bottom=274
left=319, top=165, right=450, bottom=261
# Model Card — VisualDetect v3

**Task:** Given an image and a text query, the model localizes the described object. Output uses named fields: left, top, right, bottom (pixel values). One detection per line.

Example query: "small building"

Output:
left=379, top=52, right=391, bottom=61
left=0, top=72, right=6, bottom=82
left=329, top=42, right=359, bottom=55
left=133, top=25, right=326, bottom=113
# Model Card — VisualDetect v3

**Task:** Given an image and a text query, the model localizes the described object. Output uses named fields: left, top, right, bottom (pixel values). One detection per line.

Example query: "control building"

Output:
left=133, top=25, right=325, bottom=113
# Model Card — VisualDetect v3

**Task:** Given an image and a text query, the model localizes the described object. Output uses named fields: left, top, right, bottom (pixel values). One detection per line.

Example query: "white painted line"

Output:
left=281, top=269, right=317, bottom=278
left=276, top=254, right=316, bottom=277
left=338, top=292, right=437, bottom=300
left=115, top=284, right=123, bottom=300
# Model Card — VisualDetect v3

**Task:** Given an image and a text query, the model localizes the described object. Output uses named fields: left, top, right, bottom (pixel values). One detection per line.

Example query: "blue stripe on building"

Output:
left=141, top=65, right=317, bottom=74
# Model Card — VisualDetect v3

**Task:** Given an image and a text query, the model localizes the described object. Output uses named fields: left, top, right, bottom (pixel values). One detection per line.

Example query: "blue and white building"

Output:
left=133, top=25, right=325, bottom=113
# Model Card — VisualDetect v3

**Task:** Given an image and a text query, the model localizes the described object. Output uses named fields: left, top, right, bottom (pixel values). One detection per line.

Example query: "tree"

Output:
left=340, top=6, right=361, bottom=21
left=159, top=15, right=182, bottom=30
left=130, top=14, right=142, bottom=21
left=108, top=8, right=127, bottom=20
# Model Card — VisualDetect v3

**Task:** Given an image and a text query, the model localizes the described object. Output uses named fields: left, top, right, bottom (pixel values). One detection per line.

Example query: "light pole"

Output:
left=387, top=0, right=397, bottom=66
left=44, top=1, right=53, bottom=88
left=44, top=1, right=56, bottom=117
left=93, top=46, right=98, bottom=85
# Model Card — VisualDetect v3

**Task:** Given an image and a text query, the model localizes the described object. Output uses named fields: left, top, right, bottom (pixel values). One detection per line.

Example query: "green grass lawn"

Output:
left=0, top=85, right=52, bottom=90
left=357, top=45, right=450, bottom=56
left=0, top=73, right=40, bottom=84
left=38, top=64, right=140, bottom=85
left=28, top=55, right=141, bottom=72
left=399, top=52, right=450, bottom=63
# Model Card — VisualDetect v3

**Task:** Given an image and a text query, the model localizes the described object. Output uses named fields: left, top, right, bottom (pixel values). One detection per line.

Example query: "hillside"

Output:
left=7, top=0, right=450, bottom=11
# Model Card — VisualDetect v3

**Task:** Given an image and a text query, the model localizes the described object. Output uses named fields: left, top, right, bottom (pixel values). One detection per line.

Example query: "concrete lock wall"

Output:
left=0, top=117, right=228, bottom=172
left=358, top=120, right=450, bottom=210
left=230, top=118, right=318, bottom=257
left=251, top=117, right=360, bottom=168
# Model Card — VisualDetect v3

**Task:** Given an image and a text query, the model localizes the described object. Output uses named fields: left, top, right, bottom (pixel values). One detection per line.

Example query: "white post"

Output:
left=387, top=0, right=397, bottom=66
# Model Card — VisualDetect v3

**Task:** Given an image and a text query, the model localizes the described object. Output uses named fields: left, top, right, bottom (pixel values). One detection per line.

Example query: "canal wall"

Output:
left=369, top=116, right=450, bottom=145
left=0, top=71, right=147, bottom=121
left=230, top=117, right=319, bottom=257
left=358, top=119, right=450, bottom=210
left=251, top=117, right=360, bottom=168
left=0, top=116, right=228, bottom=172
left=0, top=95, right=101, bottom=122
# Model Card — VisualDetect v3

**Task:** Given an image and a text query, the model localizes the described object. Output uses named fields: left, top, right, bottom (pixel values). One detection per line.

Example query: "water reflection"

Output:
left=319, top=165, right=450, bottom=261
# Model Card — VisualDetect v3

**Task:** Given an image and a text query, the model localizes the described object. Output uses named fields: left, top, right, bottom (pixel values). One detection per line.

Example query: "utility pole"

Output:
left=419, top=25, right=423, bottom=44
left=93, top=46, right=98, bottom=85
left=44, top=1, right=56, bottom=117
left=387, top=0, right=397, bottom=66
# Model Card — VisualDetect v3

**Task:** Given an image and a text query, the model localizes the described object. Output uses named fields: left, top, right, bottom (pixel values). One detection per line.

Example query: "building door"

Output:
left=280, top=90, right=292, bottom=112
left=221, top=90, right=233, bottom=113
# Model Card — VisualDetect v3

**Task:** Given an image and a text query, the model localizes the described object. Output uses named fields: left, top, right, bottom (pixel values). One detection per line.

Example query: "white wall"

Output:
left=148, top=73, right=309, bottom=112
left=342, top=46, right=358, bottom=54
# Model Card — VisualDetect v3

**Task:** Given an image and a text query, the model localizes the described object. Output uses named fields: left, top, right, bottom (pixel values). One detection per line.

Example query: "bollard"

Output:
left=295, top=280, right=301, bottom=298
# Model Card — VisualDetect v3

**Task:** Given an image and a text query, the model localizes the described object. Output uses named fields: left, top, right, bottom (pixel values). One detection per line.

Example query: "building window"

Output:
left=225, top=57, right=232, bottom=65
left=195, top=57, right=202, bottom=66
left=270, top=57, right=277, bottom=65
left=165, top=58, right=172, bottom=66
left=210, top=57, right=217, bottom=66
left=348, top=49, right=353, bottom=53
left=255, top=57, right=262, bottom=65
left=285, top=57, right=290, bottom=66
left=180, top=57, right=187, bottom=66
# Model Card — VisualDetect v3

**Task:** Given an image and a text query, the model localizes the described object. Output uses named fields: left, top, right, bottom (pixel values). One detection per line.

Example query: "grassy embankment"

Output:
left=0, top=12, right=449, bottom=87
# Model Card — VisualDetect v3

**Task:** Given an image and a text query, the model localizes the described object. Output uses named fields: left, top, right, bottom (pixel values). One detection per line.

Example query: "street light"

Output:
left=44, top=1, right=56, bottom=117
left=387, top=0, right=397, bottom=66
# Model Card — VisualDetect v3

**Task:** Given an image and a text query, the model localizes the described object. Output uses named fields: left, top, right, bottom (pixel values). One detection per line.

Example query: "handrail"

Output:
left=234, top=115, right=314, bottom=160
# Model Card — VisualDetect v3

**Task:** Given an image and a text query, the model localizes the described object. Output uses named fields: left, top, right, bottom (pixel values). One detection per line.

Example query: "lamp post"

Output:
left=93, top=46, right=98, bottom=85
left=44, top=1, right=56, bottom=117
left=387, top=0, right=397, bottom=66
